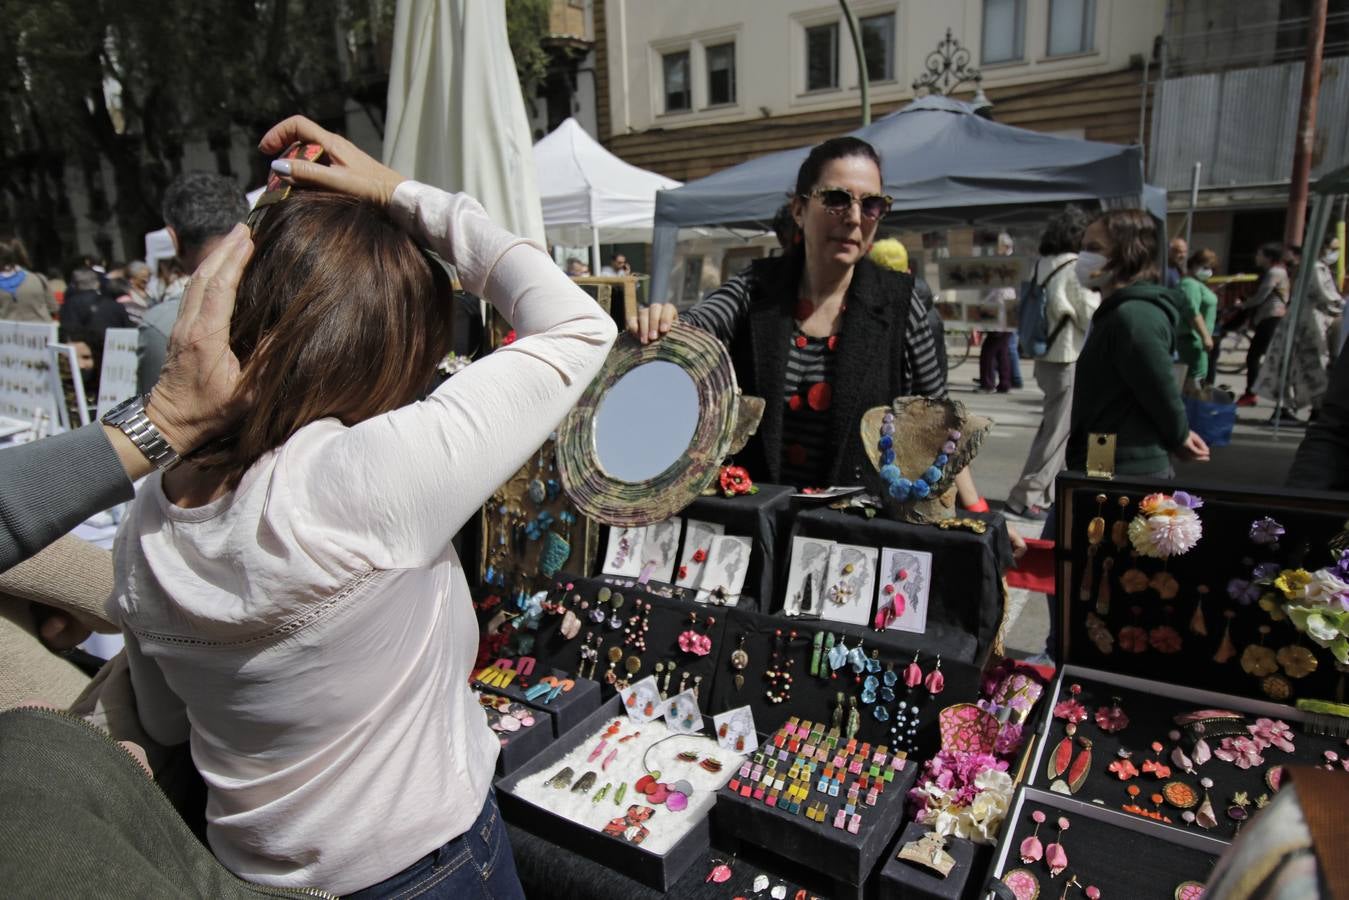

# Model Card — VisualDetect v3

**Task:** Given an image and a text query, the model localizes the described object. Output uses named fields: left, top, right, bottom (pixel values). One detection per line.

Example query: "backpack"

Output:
left=1016, top=258, right=1076, bottom=359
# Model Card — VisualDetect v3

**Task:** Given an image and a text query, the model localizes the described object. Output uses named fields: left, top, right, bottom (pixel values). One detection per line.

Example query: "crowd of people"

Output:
left=2, top=114, right=1349, bottom=899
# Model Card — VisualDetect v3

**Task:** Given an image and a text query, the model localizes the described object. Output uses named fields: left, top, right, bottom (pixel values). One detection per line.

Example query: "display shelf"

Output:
left=986, top=787, right=1222, bottom=899
left=1026, top=665, right=1347, bottom=844
left=877, top=822, right=986, bottom=900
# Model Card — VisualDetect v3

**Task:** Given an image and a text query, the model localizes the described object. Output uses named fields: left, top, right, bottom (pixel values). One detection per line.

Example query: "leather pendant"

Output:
left=1066, top=739, right=1093, bottom=794
left=1047, top=735, right=1074, bottom=780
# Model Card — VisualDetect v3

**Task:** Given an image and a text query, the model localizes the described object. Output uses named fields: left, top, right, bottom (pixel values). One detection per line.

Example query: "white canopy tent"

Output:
left=533, top=117, right=681, bottom=267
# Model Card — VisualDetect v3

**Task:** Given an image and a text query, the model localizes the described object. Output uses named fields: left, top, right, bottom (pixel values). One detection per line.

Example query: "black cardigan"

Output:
left=723, top=254, right=916, bottom=487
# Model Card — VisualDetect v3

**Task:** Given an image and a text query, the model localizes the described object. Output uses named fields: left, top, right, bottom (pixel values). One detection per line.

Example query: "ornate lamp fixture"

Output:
left=912, top=28, right=993, bottom=117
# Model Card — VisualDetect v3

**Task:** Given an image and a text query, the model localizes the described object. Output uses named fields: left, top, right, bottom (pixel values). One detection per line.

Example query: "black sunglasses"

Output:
left=802, top=187, right=893, bottom=221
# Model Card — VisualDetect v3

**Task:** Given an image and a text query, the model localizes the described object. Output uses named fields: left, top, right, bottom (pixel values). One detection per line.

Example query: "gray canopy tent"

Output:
left=648, top=95, right=1166, bottom=303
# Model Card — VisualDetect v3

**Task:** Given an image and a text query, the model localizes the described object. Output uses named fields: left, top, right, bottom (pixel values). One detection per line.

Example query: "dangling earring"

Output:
left=904, top=652, right=923, bottom=688
left=1213, top=610, right=1238, bottom=663
left=1080, top=493, right=1107, bottom=602
left=1196, top=777, right=1218, bottom=829
left=845, top=696, right=860, bottom=740
left=1020, top=810, right=1046, bottom=863
left=1044, top=817, right=1070, bottom=877
left=1095, top=557, right=1114, bottom=616
left=1189, top=585, right=1209, bottom=636
left=924, top=655, right=945, bottom=695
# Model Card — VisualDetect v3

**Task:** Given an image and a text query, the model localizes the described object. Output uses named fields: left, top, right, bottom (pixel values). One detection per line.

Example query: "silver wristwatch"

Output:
left=101, top=394, right=181, bottom=470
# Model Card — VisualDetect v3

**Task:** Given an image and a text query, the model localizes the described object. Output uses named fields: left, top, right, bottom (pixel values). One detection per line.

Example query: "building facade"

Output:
left=597, top=0, right=1165, bottom=182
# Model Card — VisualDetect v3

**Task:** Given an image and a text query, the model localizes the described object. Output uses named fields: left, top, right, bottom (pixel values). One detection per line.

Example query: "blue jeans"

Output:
left=345, top=790, right=524, bottom=900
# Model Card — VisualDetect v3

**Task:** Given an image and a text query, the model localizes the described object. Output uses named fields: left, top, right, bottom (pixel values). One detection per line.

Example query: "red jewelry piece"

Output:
left=1066, top=740, right=1093, bottom=794
left=827, top=335, right=839, bottom=351
left=787, top=394, right=803, bottom=411
left=794, top=335, right=808, bottom=349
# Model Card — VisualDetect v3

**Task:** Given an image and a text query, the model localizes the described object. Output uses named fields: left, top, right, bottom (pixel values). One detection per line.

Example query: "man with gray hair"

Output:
left=138, top=172, right=248, bottom=393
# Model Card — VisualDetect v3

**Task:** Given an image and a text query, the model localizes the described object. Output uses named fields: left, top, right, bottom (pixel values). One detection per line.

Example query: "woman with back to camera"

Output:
left=106, top=116, right=616, bottom=898
left=1066, top=209, right=1210, bottom=477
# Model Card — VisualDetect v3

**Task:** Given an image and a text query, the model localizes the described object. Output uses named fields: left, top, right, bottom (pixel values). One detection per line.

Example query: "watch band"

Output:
left=101, top=394, right=181, bottom=470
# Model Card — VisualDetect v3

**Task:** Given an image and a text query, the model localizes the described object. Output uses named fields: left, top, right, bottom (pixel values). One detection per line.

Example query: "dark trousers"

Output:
left=1246, top=316, right=1282, bottom=394
left=979, top=331, right=1013, bottom=390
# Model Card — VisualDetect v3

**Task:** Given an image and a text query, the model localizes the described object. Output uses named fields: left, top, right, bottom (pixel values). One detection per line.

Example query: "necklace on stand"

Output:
left=876, top=410, right=960, bottom=503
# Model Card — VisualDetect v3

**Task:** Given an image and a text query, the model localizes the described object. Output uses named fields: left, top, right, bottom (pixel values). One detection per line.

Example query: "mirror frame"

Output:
left=557, top=323, right=759, bottom=526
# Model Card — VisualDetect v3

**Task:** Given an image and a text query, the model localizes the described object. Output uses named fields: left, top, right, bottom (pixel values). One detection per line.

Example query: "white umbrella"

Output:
left=384, top=0, right=545, bottom=245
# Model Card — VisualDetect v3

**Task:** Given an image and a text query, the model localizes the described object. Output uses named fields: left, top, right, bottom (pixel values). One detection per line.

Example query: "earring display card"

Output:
left=712, top=705, right=759, bottom=756
left=988, top=788, right=1221, bottom=900
left=783, top=536, right=834, bottom=617
left=1029, top=665, right=1347, bottom=844
left=603, top=526, right=647, bottom=578
left=878, top=547, right=934, bottom=635
left=619, top=676, right=664, bottom=723
left=675, top=519, right=725, bottom=589
left=697, top=535, right=752, bottom=606
left=820, top=544, right=879, bottom=627
left=639, top=518, right=683, bottom=584
left=663, top=689, right=704, bottom=734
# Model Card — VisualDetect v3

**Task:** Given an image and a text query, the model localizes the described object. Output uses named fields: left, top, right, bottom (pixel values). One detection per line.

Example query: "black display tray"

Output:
left=705, top=606, right=988, bottom=752
left=478, top=692, right=554, bottom=777
left=789, top=506, right=1012, bottom=664
left=494, top=695, right=717, bottom=892
left=712, top=750, right=919, bottom=900
left=514, top=577, right=733, bottom=712
left=1054, top=473, right=1349, bottom=704
left=877, top=822, right=985, bottom=900
left=1026, top=665, right=1345, bottom=843
left=478, top=668, right=602, bottom=738
left=986, top=787, right=1223, bottom=899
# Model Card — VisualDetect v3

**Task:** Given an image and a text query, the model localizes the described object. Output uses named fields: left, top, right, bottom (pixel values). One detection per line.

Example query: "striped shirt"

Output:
left=683, top=268, right=947, bottom=486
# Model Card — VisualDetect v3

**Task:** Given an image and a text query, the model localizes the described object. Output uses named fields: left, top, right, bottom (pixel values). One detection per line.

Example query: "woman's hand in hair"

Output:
left=627, top=302, right=679, bottom=344
left=259, top=116, right=404, bottom=209
left=145, top=225, right=253, bottom=453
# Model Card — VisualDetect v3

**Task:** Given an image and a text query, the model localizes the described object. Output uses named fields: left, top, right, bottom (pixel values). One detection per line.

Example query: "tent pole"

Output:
left=1184, top=162, right=1201, bottom=248
left=591, top=226, right=601, bottom=276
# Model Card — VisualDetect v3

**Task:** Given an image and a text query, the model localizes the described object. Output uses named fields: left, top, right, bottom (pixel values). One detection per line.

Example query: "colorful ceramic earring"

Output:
left=1044, top=817, right=1070, bottom=877
left=904, top=652, right=924, bottom=688
left=1093, top=697, right=1129, bottom=733
left=924, top=655, right=945, bottom=695
left=730, top=635, right=749, bottom=691
left=1189, top=585, right=1209, bottom=636
left=1001, top=868, right=1041, bottom=900
left=1020, top=810, right=1046, bottom=863
left=1213, top=610, right=1238, bottom=664
left=1196, top=777, right=1218, bottom=829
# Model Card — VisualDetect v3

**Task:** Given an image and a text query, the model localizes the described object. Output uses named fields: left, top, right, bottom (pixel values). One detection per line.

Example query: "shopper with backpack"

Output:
left=1005, top=207, right=1100, bottom=520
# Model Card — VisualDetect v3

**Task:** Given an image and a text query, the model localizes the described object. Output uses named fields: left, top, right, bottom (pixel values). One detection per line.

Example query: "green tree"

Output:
left=0, top=0, right=394, bottom=270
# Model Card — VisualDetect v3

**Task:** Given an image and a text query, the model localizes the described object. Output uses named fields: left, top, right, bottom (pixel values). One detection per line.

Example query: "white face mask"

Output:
left=1075, top=251, right=1112, bottom=289
left=1323, top=250, right=1340, bottom=265
left=1195, top=267, right=1214, bottom=280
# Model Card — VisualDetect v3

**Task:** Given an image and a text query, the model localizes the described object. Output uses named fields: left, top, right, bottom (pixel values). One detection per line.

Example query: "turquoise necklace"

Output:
left=876, top=409, right=959, bottom=502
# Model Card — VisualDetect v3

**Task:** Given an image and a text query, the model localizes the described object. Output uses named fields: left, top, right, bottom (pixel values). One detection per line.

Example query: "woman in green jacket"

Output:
left=1177, top=248, right=1219, bottom=387
left=1065, top=210, right=1210, bottom=477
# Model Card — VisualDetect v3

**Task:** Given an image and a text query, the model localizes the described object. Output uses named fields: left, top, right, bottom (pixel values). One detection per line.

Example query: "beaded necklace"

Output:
left=876, top=409, right=961, bottom=502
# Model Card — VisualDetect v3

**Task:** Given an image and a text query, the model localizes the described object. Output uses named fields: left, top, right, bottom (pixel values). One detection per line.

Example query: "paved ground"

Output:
left=946, top=353, right=1307, bottom=656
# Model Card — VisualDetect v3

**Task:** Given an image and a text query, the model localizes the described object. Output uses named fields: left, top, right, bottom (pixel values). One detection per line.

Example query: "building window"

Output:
left=663, top=50, right=691, bottom=112
left=1047, top=0, right=1095, bottom=56
left=706, top=42, right=736, bottom=105
left=860, top=13, right=895, bottom=82
left=806, top=22, right=839, bottom=91
left=981, top=0, right=1026, bottom=64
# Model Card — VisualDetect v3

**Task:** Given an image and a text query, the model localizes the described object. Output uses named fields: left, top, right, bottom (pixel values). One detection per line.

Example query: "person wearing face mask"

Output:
left=1235, top=242, right=1290, bottom=408
left=1065, top=210, right=1210, bottom=477
left=1177, top=249, right=1219, bottom=389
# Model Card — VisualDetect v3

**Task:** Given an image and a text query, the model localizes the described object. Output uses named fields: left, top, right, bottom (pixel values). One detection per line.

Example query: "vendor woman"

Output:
left=630, top=137, right=1017, bottom=549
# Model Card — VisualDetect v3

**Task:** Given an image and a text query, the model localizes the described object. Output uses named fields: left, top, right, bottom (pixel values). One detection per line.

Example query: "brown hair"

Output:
left=0, top=235, right=30, bottom=269
left=1188, top=248, right=1218, bottom=272
left=1093, top=209, right=1159, bottom=285
left=189, top=191, right=453, bottom=484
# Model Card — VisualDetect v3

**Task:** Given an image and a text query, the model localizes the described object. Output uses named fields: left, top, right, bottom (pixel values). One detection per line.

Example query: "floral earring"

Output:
left=1044, top=817, right=1070, bottom=877
left=924, top=655, right=945, bottom=695
left=1020, top=810, right=1046, bottom=863
left=904, top=652, right=923, bottom=688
